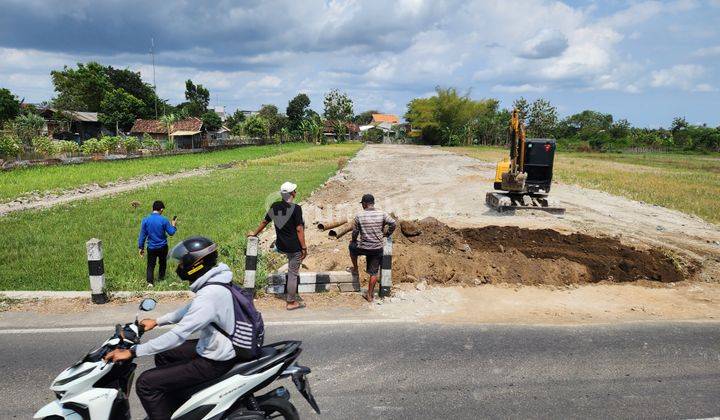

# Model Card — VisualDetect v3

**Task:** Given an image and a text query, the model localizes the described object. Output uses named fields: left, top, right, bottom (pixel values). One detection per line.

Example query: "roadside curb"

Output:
left=0, top=290, right=193, bottom=300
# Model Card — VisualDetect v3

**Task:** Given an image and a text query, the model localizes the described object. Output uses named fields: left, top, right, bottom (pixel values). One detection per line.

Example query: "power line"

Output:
left=150, top=37, right=158, bottom=119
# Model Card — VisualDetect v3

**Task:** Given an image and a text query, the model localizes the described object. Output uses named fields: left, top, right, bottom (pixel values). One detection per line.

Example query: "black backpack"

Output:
left=202, top=282, right=265, bottom=359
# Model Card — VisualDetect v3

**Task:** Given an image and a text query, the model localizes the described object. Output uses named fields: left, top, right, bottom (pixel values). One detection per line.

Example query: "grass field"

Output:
left=0, top=143, right=310, bottom=203
left=0, top=143, right=362, bottom=291
left=451, top=146, right=720, bottom=224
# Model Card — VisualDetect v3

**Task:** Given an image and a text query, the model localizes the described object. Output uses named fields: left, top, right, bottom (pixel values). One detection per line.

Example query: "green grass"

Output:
left=0, top=143, right=311, bottom=203
left=451, top=146, right=720, bottom=224
left=0, top=143, right=362, bottom=291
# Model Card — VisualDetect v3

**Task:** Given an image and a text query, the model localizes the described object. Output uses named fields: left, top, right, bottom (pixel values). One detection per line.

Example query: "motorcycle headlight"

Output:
left=53, top=367, right=95, bottom=386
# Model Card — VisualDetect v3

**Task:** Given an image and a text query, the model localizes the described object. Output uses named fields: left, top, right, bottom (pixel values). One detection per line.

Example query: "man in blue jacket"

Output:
left=138, top=200, right=178, bottom=286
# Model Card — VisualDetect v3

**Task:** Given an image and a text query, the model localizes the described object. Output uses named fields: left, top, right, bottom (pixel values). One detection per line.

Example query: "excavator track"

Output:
left=486, top=192, right=565, bottom=214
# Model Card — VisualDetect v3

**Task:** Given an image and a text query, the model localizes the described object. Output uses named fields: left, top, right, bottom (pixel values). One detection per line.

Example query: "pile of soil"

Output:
left=392, top=218, right=690, bottom=286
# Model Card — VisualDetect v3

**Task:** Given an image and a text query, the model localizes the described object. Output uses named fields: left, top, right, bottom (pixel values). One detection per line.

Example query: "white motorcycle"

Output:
left=34, top=299, right=320, bottom=420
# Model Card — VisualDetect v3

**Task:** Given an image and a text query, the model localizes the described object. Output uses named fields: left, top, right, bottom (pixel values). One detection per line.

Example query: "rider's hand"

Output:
left=139, top=248, right=144, bottom=257
left=247, top=231, right=257, bottom=237
left=139, top=319, right=157, bottom=331
left=300, top=248, right=308, bottom=260
left=104, top=349, right=133, bottom=363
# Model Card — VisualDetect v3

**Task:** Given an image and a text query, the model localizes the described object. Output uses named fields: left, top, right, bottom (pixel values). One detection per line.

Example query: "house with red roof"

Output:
left=130, top=117, right=205, bottom=149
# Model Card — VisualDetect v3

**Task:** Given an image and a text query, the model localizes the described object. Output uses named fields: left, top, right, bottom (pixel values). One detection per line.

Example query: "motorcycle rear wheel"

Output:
left=259, top=397, right=299, bottom=420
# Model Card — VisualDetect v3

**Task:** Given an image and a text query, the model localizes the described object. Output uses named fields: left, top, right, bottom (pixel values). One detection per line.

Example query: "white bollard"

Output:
left=86, top=238, right=108, bottom=304
left=243, top=236, right=259, bottom=291
left=379, top=236, right=393, bottom=298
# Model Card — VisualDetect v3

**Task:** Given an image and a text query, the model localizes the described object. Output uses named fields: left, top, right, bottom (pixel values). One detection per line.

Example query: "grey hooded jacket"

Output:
left=134, top=263, right=237, bottom=361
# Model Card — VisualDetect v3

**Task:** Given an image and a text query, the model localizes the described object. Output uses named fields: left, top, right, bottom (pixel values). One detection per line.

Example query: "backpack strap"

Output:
left=199, top=282, right=233, bottom=337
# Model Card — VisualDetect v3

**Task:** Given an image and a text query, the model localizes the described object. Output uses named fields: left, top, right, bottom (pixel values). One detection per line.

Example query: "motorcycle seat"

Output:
left=184, top=346, right=279, bottom=395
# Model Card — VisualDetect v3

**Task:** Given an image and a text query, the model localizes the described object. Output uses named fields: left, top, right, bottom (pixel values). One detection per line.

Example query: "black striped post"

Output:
left=379, top=236, right=393, bottom=298
left=86, top=238, right=108, bottom=304
left=243, top=236, right=259, bottom=291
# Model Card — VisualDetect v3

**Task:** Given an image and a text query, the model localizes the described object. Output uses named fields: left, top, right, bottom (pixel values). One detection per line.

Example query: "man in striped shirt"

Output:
left=350, top=194, right=396, bottom=302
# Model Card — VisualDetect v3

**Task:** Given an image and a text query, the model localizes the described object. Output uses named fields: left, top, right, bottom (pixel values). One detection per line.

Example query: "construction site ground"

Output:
left=258, top=144, right=720, bottom=324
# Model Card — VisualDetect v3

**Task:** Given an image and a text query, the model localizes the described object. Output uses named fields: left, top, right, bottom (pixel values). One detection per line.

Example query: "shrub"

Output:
left=55, top=140, right=79, bottom=154
left=31, top=136, right=58, bottom=156
left=0, top=134, right=21, bottom=158
left=99, top=135, right=121, bottom=153
left=80, top=138, right=105, bottom=155
left=122, top=136, right=141, bottom=153
left=142, top=133, right=160, bottom=150
left=162, top=140, right=175, bottom=151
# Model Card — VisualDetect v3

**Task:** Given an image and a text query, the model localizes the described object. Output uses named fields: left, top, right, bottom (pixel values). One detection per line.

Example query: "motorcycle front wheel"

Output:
left=259, top=397, right=299, bottom=420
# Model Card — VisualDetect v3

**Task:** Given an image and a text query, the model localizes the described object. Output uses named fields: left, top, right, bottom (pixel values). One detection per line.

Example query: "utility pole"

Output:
left=151, top=37, right=158, bottom=119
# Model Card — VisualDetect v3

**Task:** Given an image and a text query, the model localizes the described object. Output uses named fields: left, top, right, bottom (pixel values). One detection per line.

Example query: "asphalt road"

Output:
left=2, top=322, right=719, bottom=419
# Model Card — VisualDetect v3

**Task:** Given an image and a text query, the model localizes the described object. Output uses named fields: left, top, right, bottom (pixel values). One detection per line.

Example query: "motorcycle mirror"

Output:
left=139, top=298, right=157, bottom=312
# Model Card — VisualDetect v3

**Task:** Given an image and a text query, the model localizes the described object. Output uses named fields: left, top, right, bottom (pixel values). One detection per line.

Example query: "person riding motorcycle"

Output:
left=104, top=236, right=254, bottom=420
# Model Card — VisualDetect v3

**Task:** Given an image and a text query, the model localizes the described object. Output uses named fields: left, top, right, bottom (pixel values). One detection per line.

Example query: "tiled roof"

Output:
left=172, top=117, right=203, bottom=132
left=130, top=119, right=166, bottom=134
left=371, top=114, right=399, bottom=124
left=130, top=117, right=203, bottom=134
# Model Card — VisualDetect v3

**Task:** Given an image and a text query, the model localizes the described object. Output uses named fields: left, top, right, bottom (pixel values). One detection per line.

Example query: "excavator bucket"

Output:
left=500, top=171, right=527, bottom=192
left=485, top=192, right=565, bottom=214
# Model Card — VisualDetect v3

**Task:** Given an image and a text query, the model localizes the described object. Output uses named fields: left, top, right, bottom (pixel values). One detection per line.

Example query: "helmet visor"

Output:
left=169, top=242, right=191, bottom=263
left=168, top=241, right=218, bottom=265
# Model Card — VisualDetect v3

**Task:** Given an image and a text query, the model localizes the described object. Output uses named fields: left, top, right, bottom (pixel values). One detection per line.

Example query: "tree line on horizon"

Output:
left=0, top=61, right=390, bottom=158
left=404, top=87, right=720, bottom=153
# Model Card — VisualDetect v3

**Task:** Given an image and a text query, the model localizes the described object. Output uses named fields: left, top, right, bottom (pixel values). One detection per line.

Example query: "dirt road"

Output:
left=263, top=144, right=720, bottom=323
left=0, top=167, right=212, bottom=216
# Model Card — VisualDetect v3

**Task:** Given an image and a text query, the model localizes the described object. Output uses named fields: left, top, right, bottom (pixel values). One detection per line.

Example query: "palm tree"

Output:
left=159, top=113, right=178, bottom=149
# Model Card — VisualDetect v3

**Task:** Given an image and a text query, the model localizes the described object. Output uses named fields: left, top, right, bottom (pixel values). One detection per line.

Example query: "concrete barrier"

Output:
left=266, top=271, right=360, bottom=294
left=379, top=236, right=393, bottom=298
left=86, top=238, right=108, bottom=304
left=243, top=236, right=259, bottom=291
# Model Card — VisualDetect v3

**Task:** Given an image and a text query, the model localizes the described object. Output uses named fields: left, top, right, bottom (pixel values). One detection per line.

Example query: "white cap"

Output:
left=280, top=181, right=297, bottom=194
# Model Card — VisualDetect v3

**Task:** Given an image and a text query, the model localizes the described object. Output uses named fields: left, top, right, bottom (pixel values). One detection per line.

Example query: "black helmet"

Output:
left=169, top=236, right=218, bottom=282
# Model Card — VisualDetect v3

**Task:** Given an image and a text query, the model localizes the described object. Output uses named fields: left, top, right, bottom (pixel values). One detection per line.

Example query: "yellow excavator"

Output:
left=485, top=109, right=564, bottom=213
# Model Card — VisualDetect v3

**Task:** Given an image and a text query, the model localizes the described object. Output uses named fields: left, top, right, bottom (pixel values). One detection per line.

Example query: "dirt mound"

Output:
left=392, top=218, right=690, bottom=286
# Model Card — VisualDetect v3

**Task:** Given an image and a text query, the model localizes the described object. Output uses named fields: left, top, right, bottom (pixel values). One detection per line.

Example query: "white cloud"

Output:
left=245, top=75, right=282, bottom=89
left=693, top=83, right=717, bottom=92
left=491, top=84, right=547, bottom=93
left=517, top=29, right=569, bottom=59
left=650, top=64, right=706, bottom=90
left=693, top=45, right=720, bottom=57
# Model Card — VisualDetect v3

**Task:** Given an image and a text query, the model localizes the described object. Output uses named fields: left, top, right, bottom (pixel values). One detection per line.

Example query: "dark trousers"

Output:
left=146, top=245, right=168, bottom=284
left=136, top=340, right=237, bottom=420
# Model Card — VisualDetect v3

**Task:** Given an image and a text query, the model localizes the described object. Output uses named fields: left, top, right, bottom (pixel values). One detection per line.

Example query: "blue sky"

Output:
left=0, top=0, right=718, bottom=127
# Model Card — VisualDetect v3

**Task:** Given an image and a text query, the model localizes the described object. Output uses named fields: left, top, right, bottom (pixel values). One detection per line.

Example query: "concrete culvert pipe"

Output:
left=329, top=222, right=354, bottom=239
left=317, top=218, right=347, bottom=231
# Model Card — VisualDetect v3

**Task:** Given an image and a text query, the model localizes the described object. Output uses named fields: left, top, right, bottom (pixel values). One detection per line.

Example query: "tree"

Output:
left=671, top=117, right=688, bottom=132
left=512, top=97, right=529, bottom=124
left=258, top=104, right=288, bottom=136
left=241, top=114, right=270, bottom=138
left=51, top=62, right=113, bottom=111
left=105, top=66, right=159, bottom=118
left=323, top=89, right=353, bottom=122
left=527, top=98, right=558, bottom=138
left=405, top=87, right=501, bottom=145
left=353, top=110, right=380, bottom=125
left=286, top=93, right=311, bottom=131
left=183, top=80, right=210, bottom=116
left=159, top=113, right=179, bottom=148
left=99, top=88, right=145, bottom=133
left=225, top=110, right=246, bottom=130
left=0, top=88, right=21, bottom=125
left=201, top=110, right=222, bottom=132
